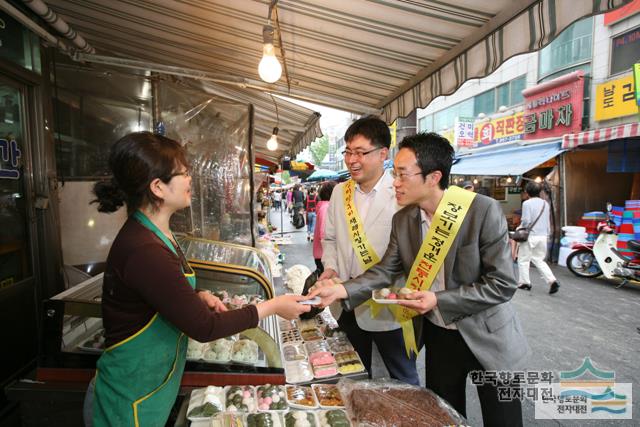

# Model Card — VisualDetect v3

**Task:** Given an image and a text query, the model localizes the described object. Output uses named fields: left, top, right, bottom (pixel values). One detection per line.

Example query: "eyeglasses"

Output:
left=169, top=169, right=191, bottom=179
left=342, top=147, right=383, bottom=159
left=391, top=170, right=423, bottom=182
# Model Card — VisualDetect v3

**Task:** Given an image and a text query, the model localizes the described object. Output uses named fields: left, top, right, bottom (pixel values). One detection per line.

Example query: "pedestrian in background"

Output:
left=517, top=182, right=560, bottom=294
left=306, top=187, right=319, bottom=241
left=313, top=181, right=337, bottom=272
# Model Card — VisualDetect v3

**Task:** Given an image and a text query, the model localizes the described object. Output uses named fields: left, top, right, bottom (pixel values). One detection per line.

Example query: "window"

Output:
left=611, top=27, right=640, bottom=75
left=0, top=11, right=41, bottom=74
left=418, top=115, right=433, bottom=132
left=509, top=76, right=526, bottom=105
left=473, top=90, right=495, bottom=116
left=496, top=83, right=510, bottom=109
left=433, top=98, right=473, bottom=132
left=539, top=17, right=593, bottom=79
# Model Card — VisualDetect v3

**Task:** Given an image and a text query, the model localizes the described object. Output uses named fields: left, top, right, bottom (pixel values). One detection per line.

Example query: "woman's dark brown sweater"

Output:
left=101, top=218, right=259, bottom=348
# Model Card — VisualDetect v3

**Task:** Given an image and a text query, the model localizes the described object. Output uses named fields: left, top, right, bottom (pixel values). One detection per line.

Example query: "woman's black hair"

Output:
left=319, top=181, right=337, bottom=201
left=92, top=132, right=188, bottom=215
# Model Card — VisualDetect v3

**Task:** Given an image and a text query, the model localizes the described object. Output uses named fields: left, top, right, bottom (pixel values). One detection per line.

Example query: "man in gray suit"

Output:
left=310, top=132, right=530, bottom=426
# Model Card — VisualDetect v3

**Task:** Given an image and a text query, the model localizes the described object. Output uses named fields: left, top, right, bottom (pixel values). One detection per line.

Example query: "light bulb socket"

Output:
left=262, top=25, right=275, bottom=45
left=271, top=126, right=279, bottom=137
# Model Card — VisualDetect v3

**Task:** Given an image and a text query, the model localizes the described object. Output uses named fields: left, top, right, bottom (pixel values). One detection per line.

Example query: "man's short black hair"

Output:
left=344, top=115, right=391, bottom=149
left=525, top=181, right=541, bottom=197
left=398, top=132, right=454, bottom=190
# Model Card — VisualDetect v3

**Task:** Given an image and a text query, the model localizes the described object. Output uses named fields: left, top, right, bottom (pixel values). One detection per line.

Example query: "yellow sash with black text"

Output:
left=344, top=181, right=476, bottom=356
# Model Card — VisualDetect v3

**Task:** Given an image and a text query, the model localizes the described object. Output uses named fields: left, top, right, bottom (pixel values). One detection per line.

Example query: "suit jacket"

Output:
left=321, top=171, right=404, bottom=331
left=343, top=193, right=531, bottom=372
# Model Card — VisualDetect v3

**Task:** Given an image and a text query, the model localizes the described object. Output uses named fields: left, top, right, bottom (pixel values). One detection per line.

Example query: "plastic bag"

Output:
left=336, top=378, right=467, bottom=427
left=300, top=270, right=323, bottom=320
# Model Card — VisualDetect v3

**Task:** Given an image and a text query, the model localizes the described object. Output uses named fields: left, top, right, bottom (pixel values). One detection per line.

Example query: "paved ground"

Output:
left=268, top=207, right=640, bottom=426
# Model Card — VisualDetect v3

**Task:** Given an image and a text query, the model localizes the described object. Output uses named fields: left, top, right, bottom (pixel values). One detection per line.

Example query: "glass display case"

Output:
left=39, top=237, right=285, bottom=386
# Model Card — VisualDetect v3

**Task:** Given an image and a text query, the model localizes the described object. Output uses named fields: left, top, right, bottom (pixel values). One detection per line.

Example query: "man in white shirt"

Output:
left=320, top=116, right=419, bottom=385
left=517, top=182, right=560, bottom=294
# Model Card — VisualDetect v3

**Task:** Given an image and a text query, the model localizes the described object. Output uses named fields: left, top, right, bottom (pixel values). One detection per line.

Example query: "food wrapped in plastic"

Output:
left=327, top=337, right=353, bottom=354
left=247, top=412, right=283, bottom=427
left=203, top=338, right=234, bottom=362
left=297, top=318, right=318, bottom=332
left=317, top=409, right=351, bottom=427
left=186, top=338, right=207, bottom=360
left=278, top=317, right=298, bottom=332
left=285, top=385, right=318, bottom=409
left=283, top=343, right=307, bottom=362
left=231, top=338, right=259, bottom=364
left=312, top=384, right=345, bottom=408
left=283, top=410, right=318, bottom=427
left=256, top=384, right=289, bottom=411
left=187, top=386, right=226, bottom=421
left=284, top=360, right=314, bottom=384
left=337, top=378, right=467, bottom=427
left=225, top=385, right=256, bottom=412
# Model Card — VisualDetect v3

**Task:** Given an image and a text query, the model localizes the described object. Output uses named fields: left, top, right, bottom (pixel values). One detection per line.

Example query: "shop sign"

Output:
left=523, top=71, right=585, bottom=140
left=473, top=112, right=524, bottom=147
left=454, top=117, right=475, bottom=148
left=439, top=128, right=455, bottom=146
left=0, top=138, right=21, bottom=179
left=595, top=74, right=639, bottom=121
left=634, top=63, right=640, bottom=106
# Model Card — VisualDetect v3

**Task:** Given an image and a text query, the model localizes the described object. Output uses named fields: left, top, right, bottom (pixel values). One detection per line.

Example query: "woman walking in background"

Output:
left=312, top=181, right=337, bottom=273
left=306, top=187, right=318, bottom=241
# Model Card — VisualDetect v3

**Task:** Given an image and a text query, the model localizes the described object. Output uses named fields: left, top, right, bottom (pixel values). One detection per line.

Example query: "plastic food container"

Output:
left=224, top=386, right=256, bottom=412
left=317, top=409, right=352, bottom=426
left=312, top=384, right=345, bottom=409
left=283, top=410, right=319, bottom=427
left=284, top=360, right=314, bottom=384
left=186, top=386, right=226, bottom=421
left=304, top=340, right=330, bottom=355
left=335, top=351, right=365, bottom=375
left=327, top=337, right=353, bottom=354
left=285, top=385, right=319, bottom=409
left=281, top=330, right=303, bottom=345
left=283, top=343, right=308, bottom=362
left=203, top=338, right=234, bottom=363
left=231, top=339, right=259, bottom=364
left=247, top=411, right=283, bottom=427
left=301, top=328, right=323, bottom=342
left=255, top=384, right=289, bottom=411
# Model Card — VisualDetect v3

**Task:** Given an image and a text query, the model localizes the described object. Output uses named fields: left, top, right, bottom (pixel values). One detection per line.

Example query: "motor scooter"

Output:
left=566, top=203, right=640, bottom=287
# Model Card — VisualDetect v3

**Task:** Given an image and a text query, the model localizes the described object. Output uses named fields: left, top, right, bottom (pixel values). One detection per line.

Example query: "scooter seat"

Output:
left=629, top=240, right=640, bottom=252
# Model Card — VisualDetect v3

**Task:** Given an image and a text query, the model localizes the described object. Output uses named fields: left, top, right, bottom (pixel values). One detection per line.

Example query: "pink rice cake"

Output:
left=312, top=362, right=338, bottom=378
left=308, top=351, right=335, bottom=367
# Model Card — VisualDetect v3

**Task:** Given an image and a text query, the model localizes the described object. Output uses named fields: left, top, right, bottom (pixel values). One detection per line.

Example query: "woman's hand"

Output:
left=395, top=291, right=437, bottom=314
left=197, top=291, right=228, bottom=313
left=256, top=295, right=311, bottom=320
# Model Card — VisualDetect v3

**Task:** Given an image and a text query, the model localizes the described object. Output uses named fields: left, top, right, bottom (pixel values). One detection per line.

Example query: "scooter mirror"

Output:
left=606, top=202, right=612, bottom=212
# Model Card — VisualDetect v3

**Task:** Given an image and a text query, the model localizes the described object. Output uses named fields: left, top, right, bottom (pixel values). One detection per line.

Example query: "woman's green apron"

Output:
left=93, top=211, right=196, bottom=427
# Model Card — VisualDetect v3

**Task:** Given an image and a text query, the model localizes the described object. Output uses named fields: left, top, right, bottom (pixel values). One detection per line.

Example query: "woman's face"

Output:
left=158, top=165, right=192, bottom=212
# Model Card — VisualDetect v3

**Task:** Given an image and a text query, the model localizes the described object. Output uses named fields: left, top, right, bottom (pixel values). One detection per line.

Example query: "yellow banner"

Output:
left=595, top=74, right=639, bottom=121
left=343, top=180, right=381, bottom=270
left=393, top=186, right=476, bottom=355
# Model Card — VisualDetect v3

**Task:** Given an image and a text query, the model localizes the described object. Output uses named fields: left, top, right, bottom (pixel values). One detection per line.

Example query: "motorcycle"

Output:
left=566, top=203, right=640, bottom=287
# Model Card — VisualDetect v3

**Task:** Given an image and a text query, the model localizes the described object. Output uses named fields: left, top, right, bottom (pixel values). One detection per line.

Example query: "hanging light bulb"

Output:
left=473, top=178, right=479, bottom=185
left=267, top=127, right=279, bottom=151
left=506, top=176, right=513, bottom=184
left=535, top=176, right=542, bottom=183
left=258, top=25, right=282, bottom=83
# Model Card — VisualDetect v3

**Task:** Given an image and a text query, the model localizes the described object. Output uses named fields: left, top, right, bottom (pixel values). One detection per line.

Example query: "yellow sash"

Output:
left=392, top=186, right=476, bottom=356
left=343, top=179, right=381, bottom=270
left=342, top=180, right=385, bottom=318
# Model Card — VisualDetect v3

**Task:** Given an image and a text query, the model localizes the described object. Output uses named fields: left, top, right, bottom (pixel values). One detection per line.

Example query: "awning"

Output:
left=37, top=0, right=627, bottom=124
left=451, top=141, right=564, bottom=176
left=562, top=122, right=640, bottom=149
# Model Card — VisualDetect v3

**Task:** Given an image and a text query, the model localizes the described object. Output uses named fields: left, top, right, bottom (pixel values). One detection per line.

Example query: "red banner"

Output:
left=522, top=71, right=585, bottom=140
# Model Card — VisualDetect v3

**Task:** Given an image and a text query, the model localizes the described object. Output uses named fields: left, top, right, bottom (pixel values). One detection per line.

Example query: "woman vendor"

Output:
left=84, top=132, right=310, bottom=426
